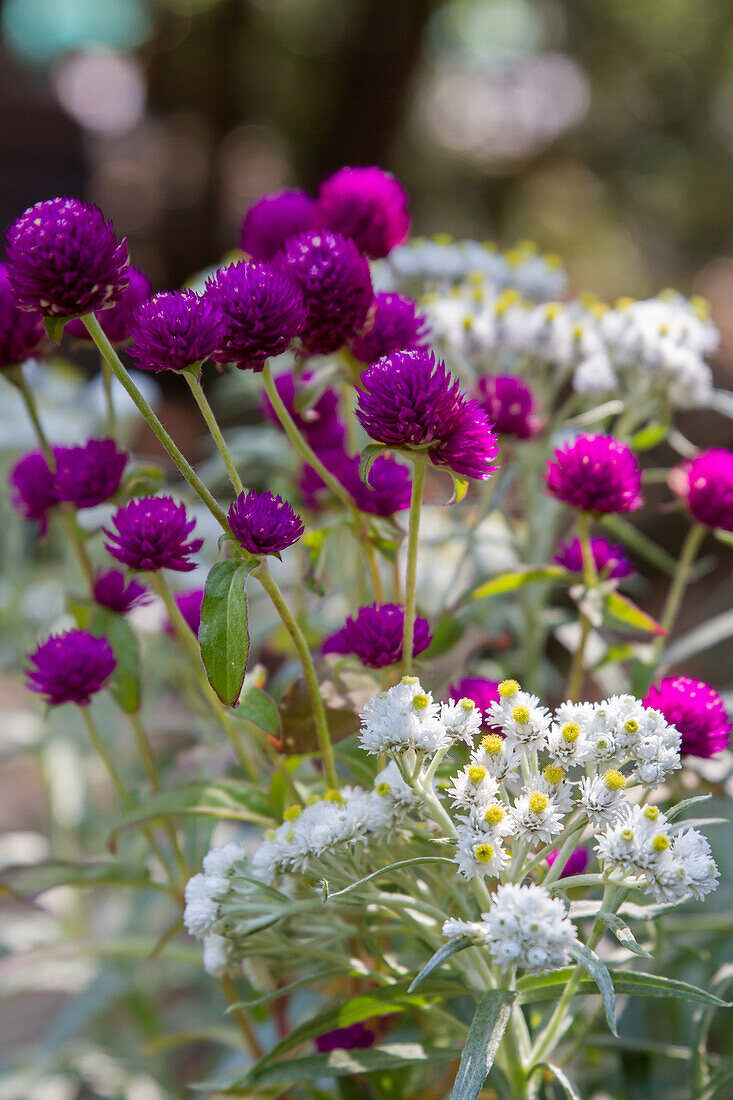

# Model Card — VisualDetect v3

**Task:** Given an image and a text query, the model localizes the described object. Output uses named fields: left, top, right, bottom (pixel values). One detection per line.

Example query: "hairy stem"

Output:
left=184, top=371, right=244, bottom=495
left=402, top=452, right=428, bottom=676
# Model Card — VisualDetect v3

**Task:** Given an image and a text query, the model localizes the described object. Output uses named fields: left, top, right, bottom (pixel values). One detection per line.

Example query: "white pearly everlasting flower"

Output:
left=448, top=763, right=500, bottom=810
left=458, top=799, right=514, bottom=841
left=359, top=678, right=449, bottom=756
left=483, top=883, right=578, bottom=974
left=442, top=917, right=491, bottom=944
left=470, top=733, right=521, bottom=782
left=536, top=767, right=576, bottom=815
left=672, top=829, right=719, bottom=901
left=578, top=771, right=628, bottom=827
left=595, top=803, right=669, bottom=874
left=510, top=788, right=565, bottom=845
left=455, top=827, right=509, bottom=879
left=440, top=697, right=483, bottom=746
left=184, top=873, right=225, bottom=939
left=488, top=684, right=551, bottom=751
left=202, top=933, right=231, bottom=977
left=547, top=711, right=593, bottom=768
left=202, top=842, right=246, bottom=879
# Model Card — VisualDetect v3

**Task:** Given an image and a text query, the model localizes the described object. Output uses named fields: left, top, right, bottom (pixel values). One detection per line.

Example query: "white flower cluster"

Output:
left=422, top=281, right=717, bottom=409
left=183, top=841, right=246, bottom=975
left=443, top=883, right=578, bottom=974
left=359, top=677, right=476, bottom=756
left=597, top=804, right=719, bottom=904
left=251, top=763, right=417, bottom=884
left=375, top=237, right=566, bottom=301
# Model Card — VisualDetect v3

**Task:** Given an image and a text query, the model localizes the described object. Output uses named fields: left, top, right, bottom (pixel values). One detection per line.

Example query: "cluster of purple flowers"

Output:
left=475, top=376, right=540, bottom=441
left=323, top=603, right=432, bottom=669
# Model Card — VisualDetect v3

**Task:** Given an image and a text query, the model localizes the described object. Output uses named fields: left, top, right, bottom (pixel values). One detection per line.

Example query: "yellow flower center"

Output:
left=323, top=789, right=344, bottom=803
left=562, top=722, right=581, bottom=742
left=621, top=828, right=634, bottom=841
left=485, top=805, right=505, bottom=825
left=468, top=765, right=487, bottom=785
left=652, top=834, right=670, bottom=852
left=459, top=697, right=475, bottom=711
left=481, top=734, right=504, bottom=755
left=473, top=842, right=495, bottom=863
left=543, top=765, right=565, bottom=785
left=643, top=805, right=659, bottom=821
left=498, top=679, right=520, bottom=698
left=624, top=718, right=639, bottom=734
left=305, top=794, right=320, bottom=806
left=413, top=693, right=430, bottom=711
left=604, top=770, right=626, bottom=791
left=376, top=782, right=391, bottom=797
left=401, top=675, right=419, bottom=685
left=528, top=791, right=549, bottom=814
left=283, top=806, right=302, bottom=822
left=511, top=705, right=530, bottom=724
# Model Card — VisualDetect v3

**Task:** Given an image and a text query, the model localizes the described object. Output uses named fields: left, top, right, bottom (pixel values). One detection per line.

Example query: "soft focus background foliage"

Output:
left=1, top=2, right=732, bottom=1098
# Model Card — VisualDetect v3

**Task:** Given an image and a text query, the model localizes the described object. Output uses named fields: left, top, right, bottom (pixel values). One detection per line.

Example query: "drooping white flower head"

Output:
left=483, top=883, right=578, bottom=974
left=184, top=873, right=224, bottom=940
left=671, top=828, right=719, bottom=901
left=202, top=932, right=231, bottom=977
left=442, top=917, right=491, bottom=944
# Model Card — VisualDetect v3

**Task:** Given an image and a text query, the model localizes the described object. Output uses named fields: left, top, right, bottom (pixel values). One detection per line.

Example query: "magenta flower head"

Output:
left=262, top=371, right=346, bottom=452
left=554, top=536, right=634, bottom=580
left=277, top=230, right=372, bottom=355
left=545, top=434, right=642, bottom=515
left=239, top=189, right=317, bottom=261
left=228, top=490, right=304, bottom=555
left=547, top=847, right=589, bottom=878
left=315, top=1023, right=376, bottom=1054
left=105, top=496, right=203, bottom=572
left=9, top=448, right=59, bottom=534
left=93, top=569, right=149, bottom=614
left=0, top=263, right=46, bottom=368
left=127, top=290, right=222, bottom=373
left=316, top=166, right=410, bottom=259
left=356, top=348, right=498, bottom=481
left=27, top=629, right=116, bottom=706
left=65, top=267, right=152, bottom=345
left=644, top=676, right=731, bottom=759
left=6, top=197, right=129, bottom=317
left=325, top=602, right=432, bottom=669
left=449, top=677, right=500, bottom=714
left=206, top=261, right=305, bottom=371
left=476, top=376, right=540, bottom=440
left=54, top=438, right=127, bottom=509
left=669, top=449, right=733, bottom=533
left=349, top=291, right=427, bottom=365
left=343, top=454, right=412, bottom=515
left=164, top=588, right=205, bottom=638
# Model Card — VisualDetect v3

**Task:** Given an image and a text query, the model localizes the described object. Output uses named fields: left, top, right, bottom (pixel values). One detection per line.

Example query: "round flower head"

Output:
left=316, top=166, right=410, bottom=259
left=93, top=569, right=149, bottom=614
left=670, top=449, right=733, bottom=532
left=554, top=536, right=634, bottom=580
left=332, top=603, right=431, bottom=669
left=262, top=371, right=345, bottom=452
left=277, top=230, right=373, bottom=355
left=483, top=882, right=578, bottom=974
left=239, top=189, right=317, bottom=261
left=6, top=197, right=129, bottom=317
left=27, top=629, right=116, bottom=706
left=334, top=452, right=412, bottom=516
left=105, top=495, right=203, bottom=572
left=349, top=292, right=427, bottom=364
left=644, top=676, right=731, bottom=758
left=228, top=490, right=304, bottom=555
left=65, top=267, right=152, bottom=345
left=0, top=263, right=46, bottom=368
left=545, top=434, right=642, bottom=514
left=165, top=588, right=204, bottom=638
left=547, top=847, right=589, bottom=878
left=206, top=260, right=305, bottom=370
left=356, top=348, right=498, bottom=481
left=315, top=1023, right=375, bottom=1054
left=475, top=375, right=540, bottom=440
left=53, top=438, right=127, bottom=509
left=127, top=290, right=222, bottom=373
left=449, top=677, right=500, bottom=716
left=9, top=448, right=58, bottom=534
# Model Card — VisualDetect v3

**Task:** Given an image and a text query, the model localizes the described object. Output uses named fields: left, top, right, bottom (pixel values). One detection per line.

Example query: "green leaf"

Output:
left=118, top=463, right=165, bottom=499
left=466, top=565, right=570, bottom=603
left=631, top=420, right=669, bottom=452
left=444, top=470, right=469, bottom=506
left=665, top=793, right=712, bottom=822
left=450, top=988, right=516, bottom=1100
left=90, top=607, right=141, bottom=713
left=422, top=615, right=466, bottom=659
left=107, top=780, right=273, bottom=849
left=44, top=315, right=68, bottom=343
left=409, top=936, right=473, bottom=993
left=602, top=590, right=666, bottom=636
left=0, top=859, right=166, bottom=899
left=324, top=856, right=456, bottom=902
left=695, top=1060, right=733, bottom=1100
left=532, top=1063, right=582, bottom=1100
left=598, top=911, right=651, bottom=958
left=569, top=942, right=617, bottom=1035
left=601, top=515, right=678, bottom=575
left=238, top=685, right=280, bottom=737
left=302, top=528, right=329, bottom=595
left=199, top=560, right=255, bottom=706
left=518, top=968, right=730, bottom=1008
left=359, top=443, right=391, bottom=486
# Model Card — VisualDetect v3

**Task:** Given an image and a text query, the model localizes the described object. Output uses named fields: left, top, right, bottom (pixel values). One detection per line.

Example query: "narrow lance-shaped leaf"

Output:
left=90, top=607, right=141, bottom=714
left=598, top=911, right=652, bottom=958
left=199, top=559, right=255, bottom=706
left=409, top=935, right=473, bottom=992
left=465, top=565, right=571, bottom=603
left=602, top=590, right=666, bottom=636
left=568, top=942, right=617, bottom=1035
left=450, top=988, right=516, bottom=1100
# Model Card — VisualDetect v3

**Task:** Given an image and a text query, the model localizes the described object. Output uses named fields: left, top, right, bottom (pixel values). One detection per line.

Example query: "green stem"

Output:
left=184, top=371, right=244, bottom=495
left=13, top=367, right=54, bottom=463
left=402, top=452, right=428, bottom=676
left=219, top=975, right=263, bottom=1058
left=653, top=521, right=706, bottom=662
left=100, top=354, right=116, bottom=438
left=128, top=711, right=188, bottom=881
left=252, top=559, right=337, bottom=789
left=565, top=512, right=596, bottom=702
left=82, top=314, right=229, bottom=529
left=150, top=571, right=259, bottom=781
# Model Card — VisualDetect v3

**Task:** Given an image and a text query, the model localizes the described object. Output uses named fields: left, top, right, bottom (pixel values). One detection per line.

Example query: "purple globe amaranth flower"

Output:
left=349, top=292, right=427, bottom=365
left=475, top=375, right=541, bottom=440
left=105, top=496, right=203, bottom=572
left=65, top=267, right=152, bottom=345
left=315, top=1022, right=376, bottom=1053
left=165, top=588, right=205, bottom=638
left=301, top=448, right=411, bottom=516
left=277, top=230, right=372, bottom=355
left=356, top=348, right=498, bottom=481
left=239, top=189, right=318, bottom=261
left=206, top=260, right=305, bottom=371
left=449, top=677, right=501, bottom=715
left=325, top=602, right=431, bottom=669
left=547, top=847, right=590, bottom=878
left=262, top=370, right=346, bottom=452
left=6, top=197, right=129, bottom=318
left=54, top=438, right=127, bottom=509
left=127, top=290, right=222, bottom=373
left=554, top=536, right=634, bottom=580
left=644, top=676, right=731, bottom=759
left=27, top=629, right=116, bottom=706
left=228, top=490, right=304, bottom=555
left=545, top=434, right=643, bottom=515
left=9, top=448, right=59, bottom=534
left=316, top=166, right=410, bottom=259
left=670, top=449, right=733, bottom=533
left=93, top=569, right=150, bottom=613
left=0, top=263, right=46, bottom=368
